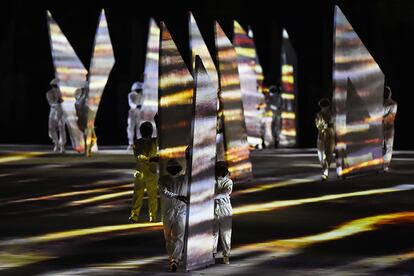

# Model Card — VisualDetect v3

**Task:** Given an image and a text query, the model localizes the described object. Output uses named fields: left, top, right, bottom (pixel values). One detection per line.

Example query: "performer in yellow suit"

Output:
left=129, top=121, right=159, bottom=223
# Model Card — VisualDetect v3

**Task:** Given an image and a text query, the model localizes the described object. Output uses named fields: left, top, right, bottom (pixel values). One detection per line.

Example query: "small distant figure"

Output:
left=129, top=121, right=159, bottom=223
left=213, top=161, right=233, bottom=265
left=74, top=77, right=96, bottom=156
left=268, top=84, right=283, bottom=148
left=383, top=86, right=397, bottom=171
left=158, top=158, right=188, bottom=272
left=315, top=98, right=335, bottom=181
left=46, top=78, right=66, bottom=153
left=127, top=81, right=143, bottom=149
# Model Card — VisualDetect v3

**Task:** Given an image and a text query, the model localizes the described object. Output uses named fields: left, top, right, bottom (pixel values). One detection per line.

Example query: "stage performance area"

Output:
left=0, top=146, right=413, bottom=275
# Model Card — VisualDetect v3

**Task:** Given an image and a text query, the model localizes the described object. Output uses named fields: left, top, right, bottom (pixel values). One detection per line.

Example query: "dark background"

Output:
left=0, top=0, right=411, bottom=148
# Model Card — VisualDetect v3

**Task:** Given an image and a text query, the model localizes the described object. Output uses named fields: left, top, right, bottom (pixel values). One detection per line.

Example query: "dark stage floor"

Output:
left=0, top=146, right=414, bottom=275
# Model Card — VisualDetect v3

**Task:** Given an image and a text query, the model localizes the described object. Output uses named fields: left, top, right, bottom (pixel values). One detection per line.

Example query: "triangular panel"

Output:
left=185, top=56, right=216, bottom=271
left=87, top=9, right=115, bottom=151
left=47, top=10, right=88, bottom=152
left=234, top=21, right=265, bottom=147
left=158, top=22, right=194, bottom=175
left=215, top=21, right=252, bottom=181
left=140, top=18, right=160, bottom=130
left=333, top=6, right=384, bottom=177
left=280, top=28, right=298, bottom=147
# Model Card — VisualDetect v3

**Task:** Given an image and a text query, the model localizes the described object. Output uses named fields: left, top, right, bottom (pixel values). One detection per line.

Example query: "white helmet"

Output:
left=50, top=78, right=59, bottom=86
left=131, top=81, right=143, bottom=92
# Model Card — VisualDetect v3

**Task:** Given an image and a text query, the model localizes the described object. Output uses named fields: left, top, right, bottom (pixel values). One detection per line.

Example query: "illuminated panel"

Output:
left=249, top=28, right=265, bottom=94
left=333, top=6, right=385, bottom=177
left=87, top=10, right=115, bottom=151
left=280, top=29, right=298, bottom=147
left=185, top=56, right=216, bottom=271
left=189, top=12, right=219, bottom=89
left=234, top=21, right=265, bottom=147
left=140, top=18, right=160, bottom=130
left=158, top=22, right=194, bottom=174
left=47, top=11, right=88, bottom=152
left=215, top=21, right=252, bottom=181
left=189, top=13, right=224, bottom=161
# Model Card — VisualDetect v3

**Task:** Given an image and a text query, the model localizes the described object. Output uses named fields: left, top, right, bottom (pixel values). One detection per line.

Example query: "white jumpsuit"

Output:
left=383, top=98, right=397, bottom=169
left=213, top=176, right=233, bottom=257
left=127, top=91, right=143, bottom=145
left=158, top=174, right=188, bottom=262
left=46, top=88, right=66, bottom=152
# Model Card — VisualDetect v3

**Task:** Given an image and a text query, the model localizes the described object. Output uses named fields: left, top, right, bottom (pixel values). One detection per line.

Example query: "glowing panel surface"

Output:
left=280, top=29, right=297, bottom=147
left=87, top=10, right=115, bottom=151
left=47, top=11, right=88, bottom=152
left=215, top=21, right=252, bottom=181
left=158, top=22, right=194, bottom=174
left=140, top=18, right=160, bottom=130
left=333, top=6, right=384, bottom=177
left=234, top=21, right=265, bottom=147
left=189, top=12, right=219, bottom=90
left=185, top=56, right=216, bottom=271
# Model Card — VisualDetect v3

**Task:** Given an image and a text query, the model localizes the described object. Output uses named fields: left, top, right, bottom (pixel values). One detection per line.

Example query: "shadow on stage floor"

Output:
left=0, top=145, right=413, bottom=275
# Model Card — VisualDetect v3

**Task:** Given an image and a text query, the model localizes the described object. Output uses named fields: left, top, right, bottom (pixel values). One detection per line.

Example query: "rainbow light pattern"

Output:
left=333, top=6, right=384, bottom=177
left=215, top=21, right=252, bottom=181
left=234, top=21, right=265, bottom=147
left=47, top=10, right=88, bottom=152
left=280, top=29, right=297, bottom=147
left=140, top=18, right=160, bottom=130
left=158, top=22, right=194, bottom=174
left=87, top=10, right=115, bottom=151
left=185, top=56, right=217, bottom=271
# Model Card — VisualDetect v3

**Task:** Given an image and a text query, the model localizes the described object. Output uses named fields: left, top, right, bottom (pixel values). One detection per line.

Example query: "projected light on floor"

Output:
left=233, top=184, right=414, bottom=215
left=47, top=11, right=88, bottom=152
left=333, top=6, right=385, bottom=177
left=215, top=21, right=252, bottom=181
left=234, top=21, right=266, bottom=148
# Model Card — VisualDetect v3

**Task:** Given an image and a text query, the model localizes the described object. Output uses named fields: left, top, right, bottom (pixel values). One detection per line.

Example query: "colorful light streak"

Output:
left=215, top=21, right=252, bottom=181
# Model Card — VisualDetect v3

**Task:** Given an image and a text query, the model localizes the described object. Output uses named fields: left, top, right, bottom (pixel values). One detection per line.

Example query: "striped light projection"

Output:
left=87, top=10, right=115, bottom=152
left=140, top=18, right=160, bottom=130
left=280, top=29, right=297, bottom=147
left=215, top=21, right=252, bottom=181
left=158, top=22, right=194, bottom=174
left=333, top=6, right=385, bottom=177
left=189, top=12, right=219, bottom=89
left=185, top=56, right=217, bottom=271
left=234, top=21, right=265, bottom=147
left=47, top=10, right=88, bottom=152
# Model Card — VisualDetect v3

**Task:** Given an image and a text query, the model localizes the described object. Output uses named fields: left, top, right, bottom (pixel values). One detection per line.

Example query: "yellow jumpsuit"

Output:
left=130, top=137, right=158, bottom=222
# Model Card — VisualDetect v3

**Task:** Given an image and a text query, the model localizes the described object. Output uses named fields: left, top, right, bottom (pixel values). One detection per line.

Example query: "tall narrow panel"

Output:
left=333, top=6, right=384, bottom=177
left=234, top=21, right=265, bottom=147
left=215, top=22, right=252, bottom=181
left=140, top=18, right=160, bottom=130
left=280, top=29, right=298, bottom=147
left=248, top=28, right=264, bottom=94
left=189, top=13, right=219, bottom=89
left=185, top=56, right=216, bottom=271
left=188, top=13, right=224, bottom=161
left=47, top=10, right=88, bottom=152
left=87, top=10, right=115, bottom=151
left=158, top=22, right=194, bottom=175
